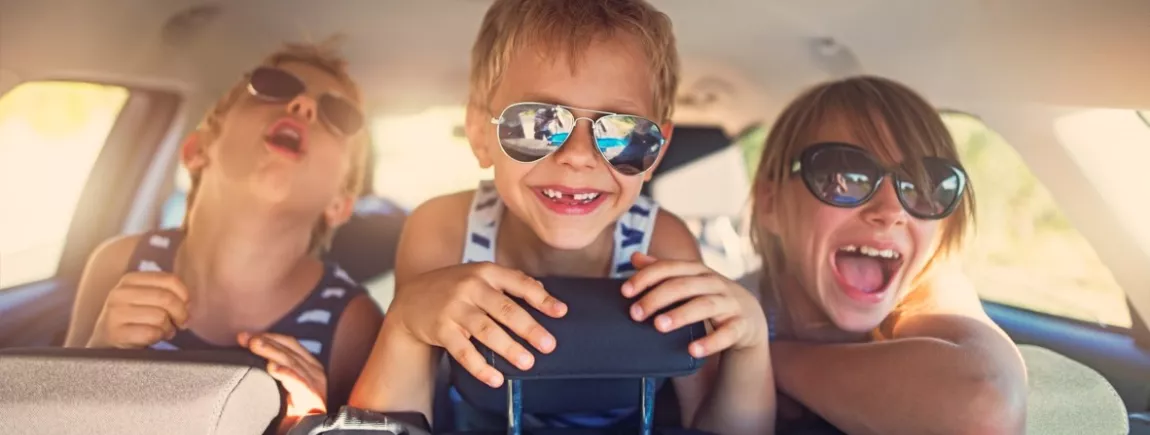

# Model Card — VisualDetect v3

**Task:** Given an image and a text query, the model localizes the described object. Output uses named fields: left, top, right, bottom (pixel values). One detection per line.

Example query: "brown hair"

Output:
left=468, top=0, right=679, bottom=122
left=750, top=76, right=976, bottom=322
left=184, top=39, right=369, bottom=254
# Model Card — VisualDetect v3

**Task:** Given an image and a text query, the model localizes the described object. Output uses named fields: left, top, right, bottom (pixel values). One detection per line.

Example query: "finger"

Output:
left=266, top=361, right=326, bottom=412
left=246, top=334, right=316, bottom=383
left=630, top=252, right=659, bottom=269
left=689, top=320, right=743, bottom=358
left=441, top=328, right=504, bottom=388
left=477, top=293, right=557, bottom=354
left=113, top=324, right=169, bottom=348
left=111, top=286, right=189, bottom=329
left=477, top=265, right=566, bottom=318
left=119, top=272, right=190, bottom=304
left=254, top=333, right=325, bottom=374
left=652, top=294, right=737, bottom=334
left=630, top=276, right=724, bottom=322
left=463, top=312, right=535, bottom=371
left=621, top=259, right=711, bottom=298
left=115, top=304, right=177, bottom=331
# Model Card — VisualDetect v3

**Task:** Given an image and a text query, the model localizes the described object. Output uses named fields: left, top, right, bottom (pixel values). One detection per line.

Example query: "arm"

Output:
left=326, top=294, right=385, bottom=410
left=64, top=235, right=139, bottom=347
left=649, top=212, right=776, bottom=434
left=773, top=270, right=1027, bottom=435
left=348, top=194, right=468, bottom=417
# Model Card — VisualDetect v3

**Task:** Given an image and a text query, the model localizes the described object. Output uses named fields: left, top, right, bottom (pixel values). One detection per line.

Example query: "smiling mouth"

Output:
left=833, top=244, right=904, bottom=294
left=539, top=187, right=602, bottom=205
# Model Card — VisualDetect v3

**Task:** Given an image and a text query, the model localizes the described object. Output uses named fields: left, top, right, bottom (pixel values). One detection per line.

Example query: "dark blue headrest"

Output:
left=449, top=277, right=706, bottom=415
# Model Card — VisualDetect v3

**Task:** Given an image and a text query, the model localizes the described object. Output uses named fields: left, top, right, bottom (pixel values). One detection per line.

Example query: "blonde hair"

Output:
left=750, top=76, right=976, bottom=328
left=468, top=0, right=679, bottom=122
left=184, top=39, right=369, bottom=254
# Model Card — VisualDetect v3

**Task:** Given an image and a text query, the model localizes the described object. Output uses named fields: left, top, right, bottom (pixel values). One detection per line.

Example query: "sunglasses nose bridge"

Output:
left=860, top=176, right=909, bottom=227
left=550, top=117, right=601, bottom=169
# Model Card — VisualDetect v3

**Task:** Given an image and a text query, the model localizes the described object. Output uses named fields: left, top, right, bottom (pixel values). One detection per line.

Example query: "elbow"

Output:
left=954, top=373, right=1027, bottom=435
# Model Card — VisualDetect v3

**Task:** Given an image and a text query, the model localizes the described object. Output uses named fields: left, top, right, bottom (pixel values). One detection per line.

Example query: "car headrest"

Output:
left=474, top=276, right=706, bottom=380
left=0, top=348, right=282, bottom=435
left=1019, top=344, right=1129, bottom=435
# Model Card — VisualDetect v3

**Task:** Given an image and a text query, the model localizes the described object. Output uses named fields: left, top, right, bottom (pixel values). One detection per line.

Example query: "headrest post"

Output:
left=507, top=379, right=522, bottom=435
left=640, top=377, right=656, bottom=435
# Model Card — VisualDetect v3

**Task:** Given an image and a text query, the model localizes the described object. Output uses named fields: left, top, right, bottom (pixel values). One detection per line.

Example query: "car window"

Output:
left=0, top=81, right=130, bottom=289
left=944, top=112, right=1131, bottom=328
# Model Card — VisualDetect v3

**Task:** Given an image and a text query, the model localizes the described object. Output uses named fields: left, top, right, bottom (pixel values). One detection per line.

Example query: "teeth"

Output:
left=541, top=189, right=600, bottom=201
left=543, top=189, right=562, bottom=199
left=573, top=193, right=600, bottom=201
left=277, top=128, right=301, bottom=140
left=840, top=245, right=901, bottom=260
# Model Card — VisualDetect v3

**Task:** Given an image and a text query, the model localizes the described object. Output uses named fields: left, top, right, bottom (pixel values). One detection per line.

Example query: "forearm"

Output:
left=773, top=338, right=1025, bottom=435
left=694, top=344, right=776, bottom=434
left=347, top=317, right=439, bottom=417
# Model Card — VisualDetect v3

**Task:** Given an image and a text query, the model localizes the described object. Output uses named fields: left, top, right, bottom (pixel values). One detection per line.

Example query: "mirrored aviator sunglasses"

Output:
left=790, top=142, right=968, bottom=220
left=490, top=102, right=665, bottom=176
left=247, top=66, right=365, bottom=136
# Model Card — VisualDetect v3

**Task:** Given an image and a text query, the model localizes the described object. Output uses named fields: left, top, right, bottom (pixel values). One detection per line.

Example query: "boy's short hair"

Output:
left=469, top=0, right=680, bottom=122
left=184, top=39, right=370, bottom=254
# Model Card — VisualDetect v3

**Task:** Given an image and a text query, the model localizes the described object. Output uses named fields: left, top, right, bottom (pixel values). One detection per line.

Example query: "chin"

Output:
left=533, top=224, right=605, bottom=251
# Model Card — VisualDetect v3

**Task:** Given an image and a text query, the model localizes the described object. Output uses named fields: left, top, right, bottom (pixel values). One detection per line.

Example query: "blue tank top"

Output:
left=124, top=229, right=368, bottom=371
left=450, top=180, right=666, bottom=430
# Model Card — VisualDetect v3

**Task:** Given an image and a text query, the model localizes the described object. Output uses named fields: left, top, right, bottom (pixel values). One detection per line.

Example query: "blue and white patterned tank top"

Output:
left=125, top=229, right=368, bottom=371
left=450, top=180, right=662, bottom=430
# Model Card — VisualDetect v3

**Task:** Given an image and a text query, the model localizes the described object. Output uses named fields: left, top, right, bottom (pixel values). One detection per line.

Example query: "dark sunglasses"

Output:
left=247, top=66, right=364, bottom=136
left=790, top=142, right=968, bottom=220
left=490, top=102, right=665, bottom=176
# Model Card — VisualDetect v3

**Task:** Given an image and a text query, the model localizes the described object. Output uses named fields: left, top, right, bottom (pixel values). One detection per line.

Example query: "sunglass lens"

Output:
left=897, top=159, right=965, bottom=218
left=804, top=146, right=882, bottom=206
left=496, top=103, right=575, bottom=163
left=595, top=115, right=664, bottom=175
left=248, top=67, right=304, bottom=101
left=318, top=94, right=364, bottom=136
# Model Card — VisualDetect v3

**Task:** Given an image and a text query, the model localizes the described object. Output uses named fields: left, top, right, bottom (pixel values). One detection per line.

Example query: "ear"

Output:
left=323, top=192, right=357, bottom=229
left=180, top=132, right=209, bottom=172
left=465, top=104, right=495, bottom=168
left=642, top=122, right=675, bottom=182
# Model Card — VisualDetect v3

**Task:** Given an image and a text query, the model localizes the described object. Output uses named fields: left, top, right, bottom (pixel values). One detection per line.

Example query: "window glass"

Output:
left=944, top=112, right=1130, bottom=327
left=0, top=81, right=130, bottom=289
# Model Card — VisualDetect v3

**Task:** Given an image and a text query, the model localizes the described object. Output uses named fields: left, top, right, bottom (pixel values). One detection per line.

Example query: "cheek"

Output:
left=908, top=220, right=942, bottom=267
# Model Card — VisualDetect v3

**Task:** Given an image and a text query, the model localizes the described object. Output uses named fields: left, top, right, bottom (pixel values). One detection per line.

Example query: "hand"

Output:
left=239, top=332, right=327, bottom=418
left=622, top=253, right=768, bottom=358
left=389, top=262, right=568, bottom=388
left=87, top=272, right=190, bottom=348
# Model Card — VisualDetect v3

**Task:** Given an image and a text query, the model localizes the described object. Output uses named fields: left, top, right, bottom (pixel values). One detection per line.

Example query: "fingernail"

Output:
left=621, top=283, right=634, bottom=297
left=517, top=353, right=533, bottom=369
left=554, top=302, right=568, bottom=316
left=656, top=315, right=672, bottom=331
left=488, top=372, right=504, bottom=388
left=690, top=343, right=704, bottom=357
left=541, top=335, right=556, bottom=352
left=631, top=305, right=644, bottom=321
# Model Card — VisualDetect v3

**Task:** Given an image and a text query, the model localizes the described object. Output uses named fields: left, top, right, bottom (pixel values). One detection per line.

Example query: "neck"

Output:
left=177, top=196, right=319, bottom=313
left=772, top=271, right=869, bottom=343
left=497, top=211, right=615, bottom=278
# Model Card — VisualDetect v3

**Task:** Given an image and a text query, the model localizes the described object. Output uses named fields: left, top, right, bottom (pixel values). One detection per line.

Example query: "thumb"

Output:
left=630, top=252, right=658, bottom=269
left=237, top=332, right=254, bottom=347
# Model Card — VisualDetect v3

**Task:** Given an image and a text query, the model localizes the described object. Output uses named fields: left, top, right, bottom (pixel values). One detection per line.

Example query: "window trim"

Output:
left=1138, top=110, right=1150, bottom=128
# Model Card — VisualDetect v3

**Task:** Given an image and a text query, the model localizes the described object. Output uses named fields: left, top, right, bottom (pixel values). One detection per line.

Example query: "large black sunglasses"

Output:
left=247, top=66, right=364, bottom=136
left=490, top=102, right=665, bottom=176
left=790, top=142, right=968, bottom=220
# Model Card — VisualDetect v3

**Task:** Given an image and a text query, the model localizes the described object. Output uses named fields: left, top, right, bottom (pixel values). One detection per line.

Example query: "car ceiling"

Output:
left=2, top=0, right=1148, bottom=124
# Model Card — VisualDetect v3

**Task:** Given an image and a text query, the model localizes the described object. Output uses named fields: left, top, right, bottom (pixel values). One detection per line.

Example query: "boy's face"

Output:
left=188, top=61, right=359, bottom=224
left=467, top=35, right=671, bottom=250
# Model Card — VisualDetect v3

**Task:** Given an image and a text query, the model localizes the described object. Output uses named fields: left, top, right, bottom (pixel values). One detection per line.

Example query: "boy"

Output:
left=64, top=41, right=383, bottom=431
left=350, top=1, right=775, bottom=433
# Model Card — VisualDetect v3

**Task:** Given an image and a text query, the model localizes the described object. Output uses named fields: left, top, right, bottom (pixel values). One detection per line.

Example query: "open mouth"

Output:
left=832, top=244, right=904, bottom=296
left=264, top=119, right=307, bottom=156
left=539, top=188, right=602, bottom=205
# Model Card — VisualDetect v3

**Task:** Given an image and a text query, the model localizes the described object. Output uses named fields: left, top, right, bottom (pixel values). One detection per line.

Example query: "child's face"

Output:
left=765, top=116, right=944, bottom=333
left=191, top=61, right=359, bottom=222
left=468, top=35, right=669, bottom=250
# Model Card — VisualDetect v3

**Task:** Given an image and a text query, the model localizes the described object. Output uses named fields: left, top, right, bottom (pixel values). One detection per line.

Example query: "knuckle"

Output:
left=498, top=301, right=518, bottom=320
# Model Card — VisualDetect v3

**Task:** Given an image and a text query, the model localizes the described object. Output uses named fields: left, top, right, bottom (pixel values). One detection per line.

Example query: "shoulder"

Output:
left=395, top=191, right=476, bottom=283
left=648, top=208, right=701, bottom=262
left=83, top=233, right=145, bottom=282
left=65, top=233, right=147, bottom=347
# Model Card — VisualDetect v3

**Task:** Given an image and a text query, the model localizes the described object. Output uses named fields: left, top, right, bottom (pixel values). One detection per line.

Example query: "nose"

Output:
left=860, top=178, right=908, bottom=228
left=551, top=118, right=601, bottom=171
left=286, top=95, right=318, bottom=123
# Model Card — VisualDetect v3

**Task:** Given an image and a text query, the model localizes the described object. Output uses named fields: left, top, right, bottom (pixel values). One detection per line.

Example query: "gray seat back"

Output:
left=1020, top=344, right=1128, bottom=435
left=0, top=348, right=281, bottom=435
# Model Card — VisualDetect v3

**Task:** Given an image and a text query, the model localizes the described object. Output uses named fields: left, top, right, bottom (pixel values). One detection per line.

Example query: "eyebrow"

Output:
left=513, top=93, right=649, bottom=117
